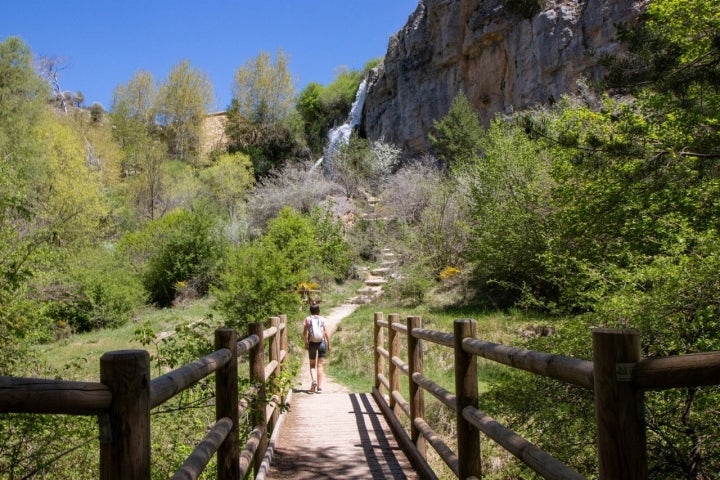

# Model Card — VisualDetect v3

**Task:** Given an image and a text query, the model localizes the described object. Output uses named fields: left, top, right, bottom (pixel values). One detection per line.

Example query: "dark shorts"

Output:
left=308, top=341, right=327, bottom=360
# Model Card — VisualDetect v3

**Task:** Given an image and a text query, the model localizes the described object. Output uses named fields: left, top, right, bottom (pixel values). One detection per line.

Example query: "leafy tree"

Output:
left=214, top=207, right=351, bottom=329
left=428, top=91, right=484, bottom=170
left=226, top=50, right=309, bottom=177
left=110, top=70, right=157, bottom=151
left=120, top=209, right=225, bottom=307
left=124, top=140, right=171, bottom=222
left=309, top=207, right=353, bottom=282
left=35, top=116, right=111, bottom=246
left=318, top=67, right=365, bottom=128
left=156, top=60, right=214, bottom=164
left=214, top=239, right=297, bottom=330
left=465, top=119, right=555, bottom=307
left=231, top=50, right=294, bottom=125
left=296, top=68, right=367, bottom=158
left=197, top=151, right=254, bottom=220
left=296, top=82, right=326, bottom=156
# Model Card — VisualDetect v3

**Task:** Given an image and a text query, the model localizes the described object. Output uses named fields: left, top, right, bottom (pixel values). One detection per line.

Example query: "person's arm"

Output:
left=323, top=324, right=330, bottom=350
left=302, top=320, right=309, bottom=350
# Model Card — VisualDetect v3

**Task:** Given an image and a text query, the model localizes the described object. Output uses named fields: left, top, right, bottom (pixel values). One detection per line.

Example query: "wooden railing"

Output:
left=372, top=313, right=720, bottom=480
left=0, top=316, right=290, bottom=480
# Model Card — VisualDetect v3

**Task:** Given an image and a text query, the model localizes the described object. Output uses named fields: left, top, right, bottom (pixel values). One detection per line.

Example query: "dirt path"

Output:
left=296, top=302, right=359, bottom=394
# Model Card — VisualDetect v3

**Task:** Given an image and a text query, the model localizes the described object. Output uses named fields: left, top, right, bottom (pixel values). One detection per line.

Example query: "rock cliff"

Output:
left=363, top=0, right=647, bottom=155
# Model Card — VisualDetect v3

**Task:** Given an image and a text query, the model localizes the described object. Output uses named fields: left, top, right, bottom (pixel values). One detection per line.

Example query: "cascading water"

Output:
left=310, top=78, right=368, bottom=175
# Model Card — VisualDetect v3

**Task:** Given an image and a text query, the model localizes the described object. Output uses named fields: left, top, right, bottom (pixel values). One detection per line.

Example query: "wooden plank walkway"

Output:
left=264, top=390, right=420, bottom=479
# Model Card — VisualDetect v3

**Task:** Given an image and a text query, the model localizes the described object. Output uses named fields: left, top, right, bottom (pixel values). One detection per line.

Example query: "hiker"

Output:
left=303, top=303, right=330, bottom=393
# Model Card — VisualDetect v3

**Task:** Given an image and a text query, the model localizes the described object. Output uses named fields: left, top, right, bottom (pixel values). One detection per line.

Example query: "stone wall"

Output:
left=363, top=0, right=647, bottom=155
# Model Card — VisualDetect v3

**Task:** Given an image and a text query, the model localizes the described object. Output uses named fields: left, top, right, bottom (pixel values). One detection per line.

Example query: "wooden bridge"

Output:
left=2, top=312, right=720, bottom=479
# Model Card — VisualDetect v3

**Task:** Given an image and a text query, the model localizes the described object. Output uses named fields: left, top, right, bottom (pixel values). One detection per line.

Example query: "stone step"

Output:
left=371, top=267, right=391, bottom=276
left=357, top=286, right=383, bottom=295
left=365, top=277, right=387, bottom=286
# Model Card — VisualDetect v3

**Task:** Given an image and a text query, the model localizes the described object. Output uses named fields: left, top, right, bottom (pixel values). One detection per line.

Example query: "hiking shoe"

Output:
left=310, top=381, right=317, bottom=393
left=316, top=387, right=322, bottom=394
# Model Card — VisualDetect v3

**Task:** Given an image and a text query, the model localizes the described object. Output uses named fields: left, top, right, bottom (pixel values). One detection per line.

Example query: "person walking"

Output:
left=303, top=303, right=330, bottom=393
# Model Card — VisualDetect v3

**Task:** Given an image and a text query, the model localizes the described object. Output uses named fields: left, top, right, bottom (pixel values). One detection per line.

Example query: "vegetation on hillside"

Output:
left=1, top=0, right=719, bottom=476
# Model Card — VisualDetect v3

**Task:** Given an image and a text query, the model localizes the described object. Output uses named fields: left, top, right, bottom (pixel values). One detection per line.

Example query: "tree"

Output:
left=231, top=50, right=294, bottom=124
left=227, top=50, right=309, bottom=178
left=110, top=70, right=157, bottom=151
left=156, top=60, right=214, bottom=164
left=428, top=91, right=484, bottom=170
left=35, top=55, right=70, bottom=113
left=296, top=82, right=327, bottom=156
left=120, top=209, right=225, bottom=307
left=197, top=151, right=254, bottom=220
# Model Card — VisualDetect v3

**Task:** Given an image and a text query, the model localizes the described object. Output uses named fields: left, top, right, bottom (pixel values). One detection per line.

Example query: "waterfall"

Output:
left=310, top=78, right=368, bottom=175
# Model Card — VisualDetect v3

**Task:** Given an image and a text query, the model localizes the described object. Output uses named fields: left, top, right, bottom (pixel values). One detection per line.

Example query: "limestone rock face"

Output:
left=363, top=0, right=646, bottom=155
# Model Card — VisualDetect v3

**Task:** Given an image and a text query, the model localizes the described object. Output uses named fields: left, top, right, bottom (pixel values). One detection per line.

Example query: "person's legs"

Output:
left=316, top=358, right=324, bottom=389
left=308, top=344, right=319, bottom=391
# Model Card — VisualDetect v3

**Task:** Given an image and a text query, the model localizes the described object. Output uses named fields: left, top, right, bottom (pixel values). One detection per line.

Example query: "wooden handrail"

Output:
left=0, top=317, right=290, bottom=480
left=150, top=348, right=232, bottom=408
left=462, top=407, right=585, bottom=480
left=632, top=351, right=720, bottom=389
left=0, top=377, right=111, bottom=414
left=461, top=337, right=595, bottom=390
left=373, top=312, right=720, bottom=480
left=170, top=417, right=233, bottom=480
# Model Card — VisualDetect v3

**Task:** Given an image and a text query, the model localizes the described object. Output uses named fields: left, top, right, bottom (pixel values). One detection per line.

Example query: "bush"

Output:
left=246, top=162, right=338, bottom=232
left=214, top=240, right=298, bottom=330
left=120, top=209, right=225, bottom=307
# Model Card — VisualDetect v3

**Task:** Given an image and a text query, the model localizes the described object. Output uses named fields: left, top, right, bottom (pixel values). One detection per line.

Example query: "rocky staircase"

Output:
left=350, top=248, right=397, bottom=305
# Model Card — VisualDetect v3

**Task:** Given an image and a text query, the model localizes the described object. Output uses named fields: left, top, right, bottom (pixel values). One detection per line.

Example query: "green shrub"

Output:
left=214, top=240, right=298, bottom=330
left=120, top=209, right=225, bottom=307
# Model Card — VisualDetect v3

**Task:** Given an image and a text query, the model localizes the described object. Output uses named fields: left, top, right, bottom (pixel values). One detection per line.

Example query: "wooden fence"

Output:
left=372, top=313, right=720, bottom=480
left=0, top=316, right=290, bottom=480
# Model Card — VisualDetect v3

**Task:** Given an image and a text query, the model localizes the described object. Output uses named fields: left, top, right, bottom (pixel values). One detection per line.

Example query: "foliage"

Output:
left=428, top=91, right=484, bottom=171
left=381, top=159, right=443, bottom=225
left=155, top=60, right=214, bottom=164
left=109, top=70, right=157, bottom=151
left=331, top=133, right=398, bottom=197
left=296, top=82, right=327, bottom=156
left=214, top=238, right=298, bottom=330
left=231, top=50, right=295, bottom=125
left=245, top=161, right=337, bottom=232
left=214, top=207, right=351, bottom=330
left=34, top=247, right=144, bottom=334
left=227, top=50, right=309, bottom=178
left=308, top=207, right=353, bottom=281
left=296, top=67, right=366, bottom=158
left=120, top=209, right=226, bottom=307
left=197, top=151, right=254, bottom=220
left=463, top=119, right=555, bottom=307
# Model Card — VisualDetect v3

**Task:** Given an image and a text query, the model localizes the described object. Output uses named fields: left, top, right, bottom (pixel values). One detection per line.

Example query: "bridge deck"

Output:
left=265, top=390, right=420, bottom=479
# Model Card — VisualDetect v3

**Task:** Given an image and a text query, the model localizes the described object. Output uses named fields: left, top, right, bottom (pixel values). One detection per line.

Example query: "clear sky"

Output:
left=1, top=0, right=419, bottom=112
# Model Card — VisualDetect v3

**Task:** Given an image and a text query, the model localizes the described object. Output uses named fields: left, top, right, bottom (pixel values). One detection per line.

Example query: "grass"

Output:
left=29, top=298, right=220, bottom=381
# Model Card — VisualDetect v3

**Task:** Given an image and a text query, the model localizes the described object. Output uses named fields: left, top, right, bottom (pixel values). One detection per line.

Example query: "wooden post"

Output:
left=215, top=329, right=239, bottom=480
left=279, top=314, right=288, bottom=408
left=407, top=315, right=426, bottom=457
left=374, top=312, right=384, bottom=391
left=388, top=313, right=401, bottom=415
left=99, top=350, right=151, bottom=480
left=250, top=322, right=268, bottom=475
left=454, top=319, right=481, bottom=479
left=592, top=328, right=647, bottom=480
left=269, top=316, right=281, bottom=430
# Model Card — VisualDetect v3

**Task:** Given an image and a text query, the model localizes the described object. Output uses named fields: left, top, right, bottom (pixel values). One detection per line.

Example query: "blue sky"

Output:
left=2, top=1, right=419, bottom=111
